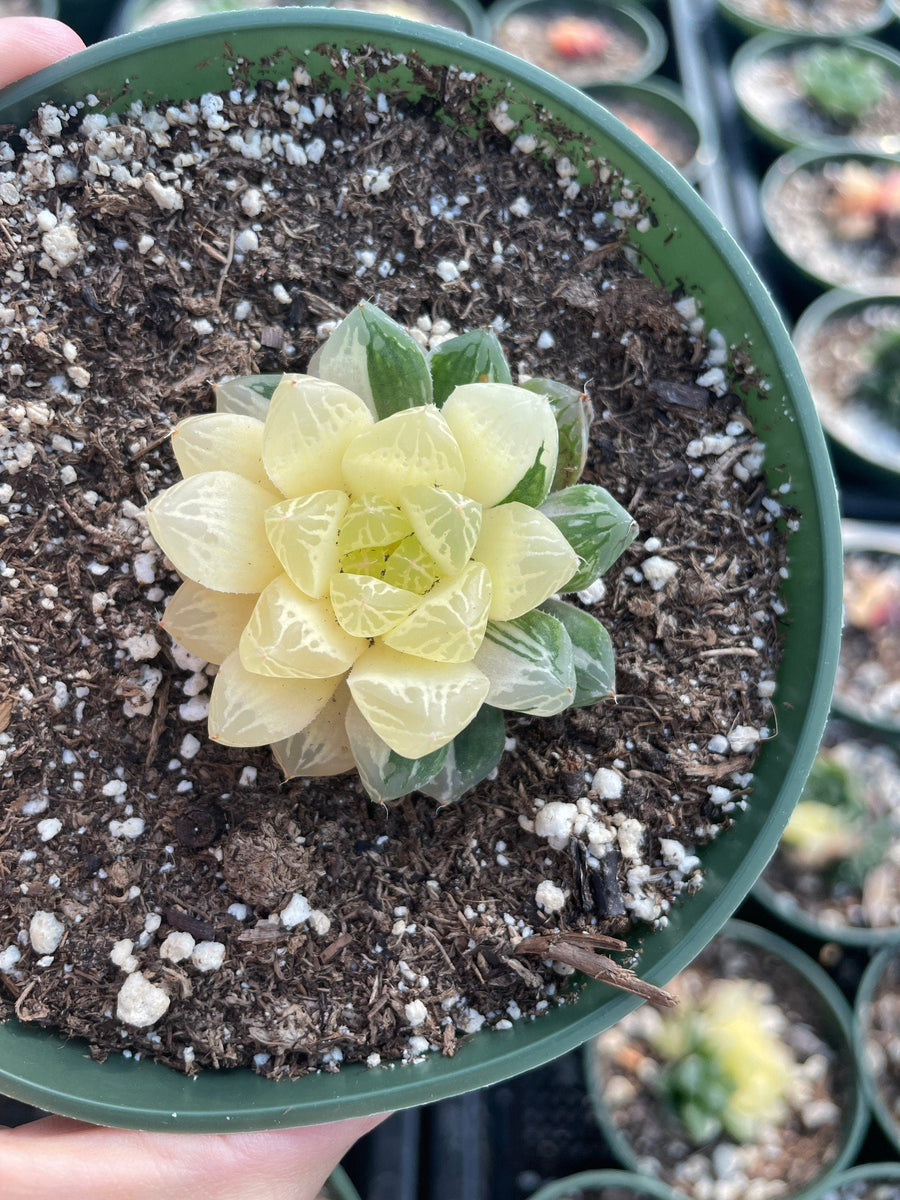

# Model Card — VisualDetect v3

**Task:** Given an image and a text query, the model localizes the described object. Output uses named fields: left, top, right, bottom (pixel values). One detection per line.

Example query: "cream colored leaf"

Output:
left=337, top=493, right=412, bottom=553
left=347, top=644, right=489, bottom=758
left=271, top=682, right=355, bottom=778
left=261, top=375, right=374, bottom=498
left=382, top=561, right=491, bottom=662
left=171, top=413, right=268, bottom=487
left=265, top=491, right=349, bottom=599
left=473, top=502, right=579, bottom=621
left=239, top=574, right=365, bottom=678
left=160, top=580, right=257, bottom=665
left=400, top=484, right=482, bottom=575
left=381, top=533, right=441, bottom=594
left=341, top=405, right=465, bottom=504
left=145, top=470, right=282, bottom=594
left=330, top=573, right=421, bottom=638
left=441, top=382, right=559, bottom=507
left=208, top=650, right=340, bottom=747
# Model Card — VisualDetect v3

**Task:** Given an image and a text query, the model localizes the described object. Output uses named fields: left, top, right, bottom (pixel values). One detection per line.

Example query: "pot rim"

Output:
left=854, top=946, right=900, bottom=1158
left=714, top=0, right=895, bottom=41
left=526, top=1168, right=688, bottom=1200
left=0, top=7, right=842, bottom=1131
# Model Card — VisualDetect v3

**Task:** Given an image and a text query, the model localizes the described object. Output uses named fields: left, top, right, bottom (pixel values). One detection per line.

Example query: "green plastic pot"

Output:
left=753, top=713, right=900, bottom=947
left=834, top=519, right=900, bottom=741
left=583, top=78, right=715, bottom=183
left=806, top=1163, right=900, bottom=1197
left=761, top=146, right=900, bottom=293
left=324, top=1164, right=362, bottom=1200
left=714, top=0, right=895, bottom=41
left=732, top=34, right=900, bottom=155
left=855, top=947, right=900, bottom=1158
left=793, top=289, right=900, bottom=491
left=0, top=8, right=841, bottom=1133
left=584, top=920, right=870, bottom=1200
left=110, top=0, right=488, bottom=38
left=528, top=1169, right=687, bottom=1200
left=487, top=0, right=668, bottom=86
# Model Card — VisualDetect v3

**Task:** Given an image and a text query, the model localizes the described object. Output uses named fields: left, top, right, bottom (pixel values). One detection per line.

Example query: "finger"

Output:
left=0, top=1111, right=390, bottom=1200
left=0, top=17, right=85, bottom=89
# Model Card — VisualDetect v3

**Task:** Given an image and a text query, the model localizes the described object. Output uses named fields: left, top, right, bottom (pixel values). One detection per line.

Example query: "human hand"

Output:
left=0, top=15, right=85, bottom=89
left=0, top=17, right=389, bottom=1198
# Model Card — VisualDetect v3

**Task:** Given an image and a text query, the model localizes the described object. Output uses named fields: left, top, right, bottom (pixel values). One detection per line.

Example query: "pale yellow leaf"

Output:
left=347, top=644, right=489, bottom=758
left=261, top=375, right=374, bottom=498
left=145, top=470, right=282, bottom=594
left=239, top=574, right=365, bottom=678
left=337, top=493, right=412, bottom=553
left=271, top=682, right=355, bottom=778
left=265, top=491, right=349, bottom=599
left=382, top=561, right=491, bottom=662
left=341, top=405, right=465, bottom=504
left=160, top=580, right=257, bottom=665
left=473, top=502, right=579, bottom=621
left=171, top=412, right=268, bottom=487
left=330, top=573, right=421, bottom=638
left=400, top=485, right=482, bottom=575
left=381, top=533, right=440, bottom=594
left=208, top=650, right=340, bottom=747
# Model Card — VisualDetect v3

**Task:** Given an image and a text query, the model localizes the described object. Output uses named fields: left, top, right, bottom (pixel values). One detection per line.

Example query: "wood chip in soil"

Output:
left=0, top=51, right=787, bottom=1077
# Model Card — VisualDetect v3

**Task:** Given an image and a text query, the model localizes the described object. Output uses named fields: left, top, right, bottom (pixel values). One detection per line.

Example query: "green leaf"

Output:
left=499, top=443, right=555, bottom=507
left=522, top=377, right=593, bottom=491
left=345, top=700, right=449, bottom=803
left=474, top=609, right=576, bottom=716
left=429, top=329, right=513, bottom=407
left=214, top=374, right=283, bottom=421
left=540, top=483, right=638, bottom=591
left=308, top=301, right=432, bottom=419
left=420, top=705, right=507, bottom=805
left=541, top=598, right=615, bottom=707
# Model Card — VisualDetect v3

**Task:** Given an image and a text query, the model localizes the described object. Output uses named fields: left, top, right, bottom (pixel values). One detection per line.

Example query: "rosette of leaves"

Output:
left=856, top=327, right=900, bottom=428
left=653, top=980, right=797, bottom=1145
left=797, top=46, right=886, bottom=127
left=146, top=302, right=636, bottom=804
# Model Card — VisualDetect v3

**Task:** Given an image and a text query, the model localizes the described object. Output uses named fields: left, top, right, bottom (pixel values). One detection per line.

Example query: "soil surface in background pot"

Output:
left=735, top=45, right=900, bottom=151
left=494, top=11, right=650, bottom=86
left=721, top=0, right=885, bottom=35
left=764, top=158, right=900, bottom=292
left=589, top=934, right=852, bottom=1199
left=861, top=953, right=900, bottom=1149
left=760, top=719, right=900, bottom=934
left=0, top=53, right=786, bottom=1076
left=836, top=551, right=900, bottom=729
left=796, top=299, right=900, bottom=479
left=593, top=98, right=698, bottom=174
left=820, top=1182, right=900, bottom=1200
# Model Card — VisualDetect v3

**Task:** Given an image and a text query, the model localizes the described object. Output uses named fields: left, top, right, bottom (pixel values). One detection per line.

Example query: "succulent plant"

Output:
left=547, top=15, right=612, bottom=61
left=797, top=46, right=886, bottom=126
left=780, top=754, right=865, bottom=870
left=827, top=161, right=900, bottom=241
left=857, top=327, right=900, bottom=428
left=146, top=303, right=636, bottom=804
left=653, top=979, right=797, bottom=1145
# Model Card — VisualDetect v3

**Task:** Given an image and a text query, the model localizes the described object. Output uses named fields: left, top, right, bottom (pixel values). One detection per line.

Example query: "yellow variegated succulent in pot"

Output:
left=146, top=301, right=636, bottom=804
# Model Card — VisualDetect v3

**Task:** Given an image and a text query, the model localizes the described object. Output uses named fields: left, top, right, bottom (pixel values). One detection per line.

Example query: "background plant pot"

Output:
left=761, top=146, right=900, bottom=294
left=834, top=520, right=900, bottom=742
left=583, top=77, right=714, bottom=182
left=584, top=920, right=870, bottom=1200
left=487, top=0, right=668, bottom=86
left=806, top=1162, right=900, bottom=1197
left=753, top=714, right=900, bottom=947
left=527, top=1169, right=688, bottom=1200
left=731, top=34, right=900, bottom=155
left=713, top=0, right=895, bottom=41
left=854, top=947, right=900, bottom=1159
left=792, top=289, right=900, bottom=491
left=0, top=8, right=841, bottom=1133
left=1, top=0, right=58, bottom=13
left=325, top=1164, right=362, bottom=1200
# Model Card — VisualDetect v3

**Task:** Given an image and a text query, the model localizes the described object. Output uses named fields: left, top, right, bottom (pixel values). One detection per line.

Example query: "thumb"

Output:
left=0, top=17, right=86, bottom=89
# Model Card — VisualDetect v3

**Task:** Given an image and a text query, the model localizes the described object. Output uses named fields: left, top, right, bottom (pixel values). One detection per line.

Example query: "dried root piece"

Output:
left=515, top=931, right=678, bottom=1009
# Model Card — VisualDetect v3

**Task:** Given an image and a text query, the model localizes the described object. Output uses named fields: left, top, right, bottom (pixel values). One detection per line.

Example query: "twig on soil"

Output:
left=515, top=932, right=678, bottom=1009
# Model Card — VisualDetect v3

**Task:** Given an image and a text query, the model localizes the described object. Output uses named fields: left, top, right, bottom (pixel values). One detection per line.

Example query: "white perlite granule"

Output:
left=280, top=893, right=312, bottom=928
left=404, top=999, right=428, bottom=1027
left=159, top=931, right=195, bottom=962
left=191, top=941, right=226, bottom=972
left=116, top=972, right=170, bottom=1027
left=29, top=911, right=64, bottom=954
left=535, top=880, right=567, bottom=913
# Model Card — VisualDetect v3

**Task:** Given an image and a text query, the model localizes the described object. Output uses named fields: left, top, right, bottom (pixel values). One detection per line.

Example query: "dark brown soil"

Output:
left=588, top=933, right=854, bottom=1199
left=0, top=54, right=786, bottom=1077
